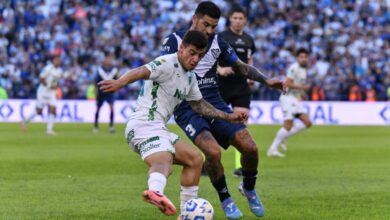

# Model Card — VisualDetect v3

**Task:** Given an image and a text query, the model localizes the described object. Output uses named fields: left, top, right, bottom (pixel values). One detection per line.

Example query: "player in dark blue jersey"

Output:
left=94, top=54, right=119, bottom=133
left=162, top=2, right=285, bottom=219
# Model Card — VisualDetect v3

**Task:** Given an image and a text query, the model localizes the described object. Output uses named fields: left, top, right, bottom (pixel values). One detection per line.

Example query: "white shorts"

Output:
left=125, top=119, right=179, bottom=160
left=37, top=90, right=57, bottom=109
left=279, top=95, right=306, bottom=120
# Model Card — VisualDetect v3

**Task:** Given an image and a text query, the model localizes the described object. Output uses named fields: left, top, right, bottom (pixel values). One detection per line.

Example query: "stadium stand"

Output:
left=0, top=0, right=389, bottom=101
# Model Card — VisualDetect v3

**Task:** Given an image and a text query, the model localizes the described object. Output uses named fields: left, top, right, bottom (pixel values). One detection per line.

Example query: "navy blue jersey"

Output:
left=161, top=30, right=238, bottom=103
left=95, top=66, right=119, bottom=96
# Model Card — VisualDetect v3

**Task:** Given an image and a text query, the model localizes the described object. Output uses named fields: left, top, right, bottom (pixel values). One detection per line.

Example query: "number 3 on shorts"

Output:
left=185, top=124, right=196, bottom=137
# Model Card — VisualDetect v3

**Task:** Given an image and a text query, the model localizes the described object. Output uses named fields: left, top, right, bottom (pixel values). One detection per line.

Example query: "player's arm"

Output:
left=98, top=66, right=150, bottom=93
left=188, top=99, right=247, bottom=123
left=232, top=59, right=285, bottom=92
left=284, top=77, right=310, bottom=91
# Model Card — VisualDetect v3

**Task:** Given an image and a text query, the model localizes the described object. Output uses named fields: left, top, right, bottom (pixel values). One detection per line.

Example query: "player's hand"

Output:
left=302, top=84, right=311, bottom=91
left=227, top=112, right=248, bottom=123
left=98, top=80, right=124, bottom=92
left=266, top=79, right=287, bottom=94
left=217, top=66, right=234, bottom=76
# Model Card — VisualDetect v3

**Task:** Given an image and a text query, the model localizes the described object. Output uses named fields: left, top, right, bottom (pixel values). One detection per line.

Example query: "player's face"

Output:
left=191, top=14, right=219, bottom=38
left=53, top=56, right=61, bottom=67
left=178, top=44, right=206, bottom=70
left=297, top=53, right=309, bottom=67
left=229, top=12, right=246, bottom=32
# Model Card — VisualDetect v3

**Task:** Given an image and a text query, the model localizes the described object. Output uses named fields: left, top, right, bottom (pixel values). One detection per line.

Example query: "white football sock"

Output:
left=148, top=172, right=167, bottom=194
left=269, top=127, right=289, bottom=152
left=180, top=185, right=199, bottom=213
left=47, top=114, right=55, bottom=132
left=24, top=112, right=36, bottom=123
left=286, top=123, right=307, bottom=138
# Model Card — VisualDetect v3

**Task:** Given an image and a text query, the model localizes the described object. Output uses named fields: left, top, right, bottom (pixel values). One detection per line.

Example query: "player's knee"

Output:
left=306, top=121, right=312, bottom=128
left=241, top=143, right=258, bottom=157
left=204, top=147, right=221, bottom=163
left=190, top=152, right=204, bottom=169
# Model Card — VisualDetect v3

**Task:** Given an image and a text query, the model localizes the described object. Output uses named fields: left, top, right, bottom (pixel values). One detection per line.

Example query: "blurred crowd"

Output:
left=0, top=0, right=389, bottom=101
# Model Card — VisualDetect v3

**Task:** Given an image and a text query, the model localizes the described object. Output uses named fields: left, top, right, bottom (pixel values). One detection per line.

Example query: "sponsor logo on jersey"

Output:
left=174, top=88, right=187, bottom=100
left=197, top=77, right=216, bottom=86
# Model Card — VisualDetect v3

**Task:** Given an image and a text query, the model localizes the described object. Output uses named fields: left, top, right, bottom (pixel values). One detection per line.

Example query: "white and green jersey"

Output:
left=284, top=62, right=307, bottom=99
left=130, top=53, right=202, bottom=123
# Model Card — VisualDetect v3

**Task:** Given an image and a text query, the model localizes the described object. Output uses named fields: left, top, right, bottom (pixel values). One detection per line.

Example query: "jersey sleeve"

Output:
left=286, top=64, right=295, bottom=79
left=144, top=57, right=170, bottom=83
left=186, top=74, right=203, bottom=101
left=217, top=35, right=239, bottom=65
left=39, top=65, right=50, bottom=78
left=161, top=33, right=178, bottom=55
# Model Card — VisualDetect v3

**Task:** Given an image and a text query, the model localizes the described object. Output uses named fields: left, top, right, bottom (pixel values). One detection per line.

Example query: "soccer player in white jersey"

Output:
left=21, top=55, right=63, bottom=135
left=99, top=31, right=247, bottom=217
left=267, top=48, right=313, bottom=157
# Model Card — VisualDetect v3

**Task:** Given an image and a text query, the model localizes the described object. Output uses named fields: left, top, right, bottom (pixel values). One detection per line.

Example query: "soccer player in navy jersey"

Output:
left=94, top=54, right=120, bottom=133
left=161, top=1, right=285, bottom=219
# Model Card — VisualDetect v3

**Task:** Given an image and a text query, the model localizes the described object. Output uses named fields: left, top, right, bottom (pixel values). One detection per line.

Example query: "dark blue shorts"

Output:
left=174, top=101, right=246, bottom=149
left=97, top=94, right=114, bottom=107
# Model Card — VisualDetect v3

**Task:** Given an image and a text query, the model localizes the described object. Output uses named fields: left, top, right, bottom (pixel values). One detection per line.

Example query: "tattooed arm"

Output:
left=188, top=99, right=246, bottom=123
left=232, top=59, right=285, bottom=91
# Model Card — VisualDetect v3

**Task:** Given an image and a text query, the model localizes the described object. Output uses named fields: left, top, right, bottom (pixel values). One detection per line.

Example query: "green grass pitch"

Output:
left=0, top=123, right=389, bottom=219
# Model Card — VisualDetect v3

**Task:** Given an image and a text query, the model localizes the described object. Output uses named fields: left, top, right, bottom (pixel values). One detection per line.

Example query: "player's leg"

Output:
left=267, top=119, right=292, bottom=157
left=232, top=91, right=250, bottom=177
left=194, top=130, right=243, bottom=219
left=143, top=152, right=177, bottom=216
left=289, top=113, right=312, bottom=137
left=21, top=98, right=44, bottom=131
left=172, top=139, right=203, bottom=213
left=232, top=106, right=250, bottom=177
left=175, top=111, right=242, bottom=219
left=230, top=128, right=265, bottom=217
left=94, top=97, right=103, bottom=132
left=47, top=105, right=57, bottom=135
left=108, top=98, right=115, bottom=133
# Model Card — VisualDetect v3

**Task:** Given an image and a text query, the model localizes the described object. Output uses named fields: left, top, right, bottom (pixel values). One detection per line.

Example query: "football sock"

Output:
left=148, top=172, right=167, bottom=194
left=94, top=110, right=99, bottom=128
left=242, top=169, right=257, bottom=191
left=109, top=110, right=114, bottom=127
left=269, top=127, right=288, bottom=151
left=25, top=112, right=36, bottom=123
left=47, top=114, right=55, bottom=132
left=287, top=123, right=307, bottom=137
left=180, top=185, right=199, bottom=213
left=211, top=175, right=231, bottom=202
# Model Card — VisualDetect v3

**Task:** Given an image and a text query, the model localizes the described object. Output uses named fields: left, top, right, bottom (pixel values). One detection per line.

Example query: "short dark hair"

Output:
left=195, top=1, right=221, bottom=19
left=296, top=48, right=309, bottom=56
left=229, top=5, right=247, bottom=17
left=182, top=30, right=208, bottom=49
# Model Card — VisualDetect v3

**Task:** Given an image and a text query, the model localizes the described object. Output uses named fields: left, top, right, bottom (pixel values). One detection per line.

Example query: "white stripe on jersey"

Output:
left=98, top=67, right=118, bottom=80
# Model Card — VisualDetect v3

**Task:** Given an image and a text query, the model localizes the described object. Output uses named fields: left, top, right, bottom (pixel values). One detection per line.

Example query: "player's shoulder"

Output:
left=289, top=62, right=300, bottom=70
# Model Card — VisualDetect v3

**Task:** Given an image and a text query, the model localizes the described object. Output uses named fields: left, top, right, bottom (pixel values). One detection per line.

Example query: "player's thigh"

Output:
left=283, top=119, right=294, bottom=130
left=194, top=130, right=222, bottom=160
left=172, top=139, right=203, bottom=167
left=298, top=113, right=312, bottom=127
left=280, top=96, right=296, bottom=121
left=210, top=117, right=246, bottom=149
left=175, top=110, right=210, bottom=144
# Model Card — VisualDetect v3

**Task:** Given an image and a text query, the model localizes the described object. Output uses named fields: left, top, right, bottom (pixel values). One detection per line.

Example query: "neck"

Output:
left=230, top=26, right=243, bottom=35
left=177, top=54, right=189, bottom=72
